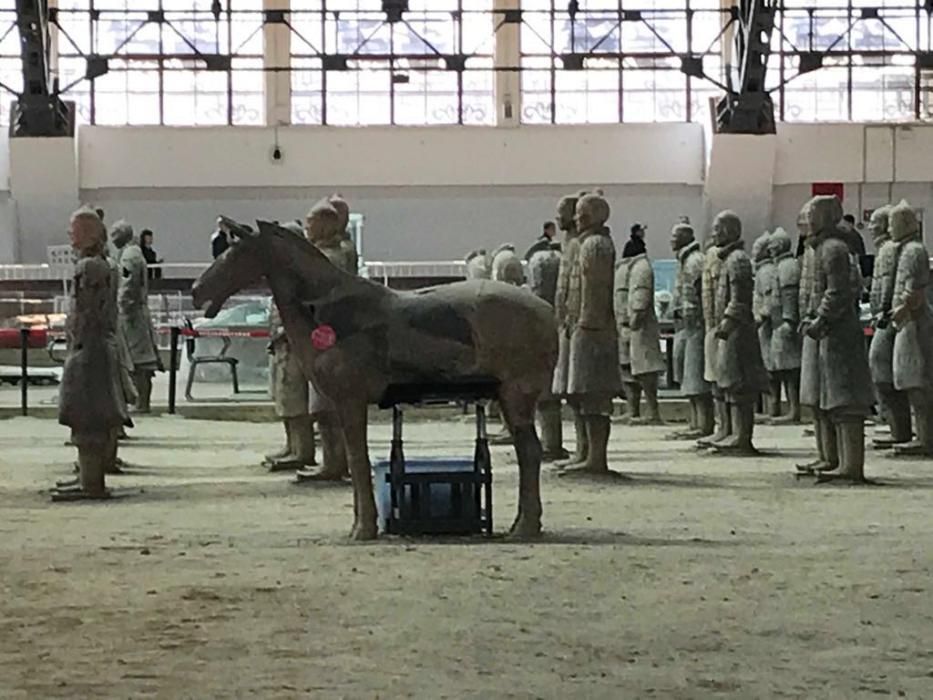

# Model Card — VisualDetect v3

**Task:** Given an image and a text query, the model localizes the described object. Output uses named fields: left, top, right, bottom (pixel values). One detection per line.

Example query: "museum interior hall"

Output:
left=2, top=1, right=933, bottom=698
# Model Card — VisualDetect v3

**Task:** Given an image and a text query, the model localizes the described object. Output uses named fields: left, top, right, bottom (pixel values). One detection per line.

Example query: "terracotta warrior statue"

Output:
left=670, top=223, right=713, bottom=438
left=294, top=197, right=357, bottom=482
left=867, top=204, right=912, bottom=448
left=491, top=244, right=525, bottom=285
left=53, top=208, right=129, bottom=501
left=889, top=200, right=933, bottom=457
left=752, top=231, right=779, bottom=417
left=111, top=220, right=162, bottom=413
left=552, top=193, right=588, bottom=464
left=698, top=235, right=727, bottom=447
left=264, top=221, right=316, bottom=471
left=767, top=227, right=802, bottom=423
left=465, top=249, right=492, bottom=280
left=800, top=195, right=874, bottom=482
left=707, top=211, right=769, bottom=454
left=528, top=239, right=568, bottom=460
left=561, top=193, right=622, bottom=475
left=615, top=236, right=664, bottom=424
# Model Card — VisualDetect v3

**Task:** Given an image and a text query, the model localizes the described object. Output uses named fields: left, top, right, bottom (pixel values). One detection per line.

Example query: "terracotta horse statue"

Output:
left=192, top=219, right=557, bottom=540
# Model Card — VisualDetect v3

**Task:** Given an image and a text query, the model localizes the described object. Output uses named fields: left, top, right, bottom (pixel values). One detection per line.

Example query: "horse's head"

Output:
left=192, top=217, right=275, bottom=318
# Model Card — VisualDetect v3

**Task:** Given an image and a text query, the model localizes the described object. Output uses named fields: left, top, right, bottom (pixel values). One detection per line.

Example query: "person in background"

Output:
left=622, top=222, right=647, bottom=258
left=140, top=229, right=162, bottom=280
left=840, top=213, right=867, bottom=257
left=211, top=226, right=230, bottom=259
left=524, top=220, right=557, bottom=260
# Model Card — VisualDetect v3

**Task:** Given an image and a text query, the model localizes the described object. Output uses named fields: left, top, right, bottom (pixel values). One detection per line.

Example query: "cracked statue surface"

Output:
left=192, top=217, right=557, bottom=539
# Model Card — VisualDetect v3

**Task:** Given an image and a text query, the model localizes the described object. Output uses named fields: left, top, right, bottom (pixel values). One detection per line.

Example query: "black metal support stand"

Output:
left=380, top=378, right=498, bottom=537
left=20, top=328, right=29, bottom=416
left=168, top=326, right=180, bottom=415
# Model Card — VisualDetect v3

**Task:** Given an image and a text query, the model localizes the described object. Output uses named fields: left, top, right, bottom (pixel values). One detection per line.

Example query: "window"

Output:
left=289, top=0, right=495, bottom=125
left=54, top=0, right=264, bottom=125
left=520, top=0, right=725, bottom=124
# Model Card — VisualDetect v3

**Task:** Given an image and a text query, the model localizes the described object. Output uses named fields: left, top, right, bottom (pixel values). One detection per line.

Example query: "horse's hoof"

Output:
left=507, top=517, right=542, bottom=539
left=350, top=520, right=378, bottom=541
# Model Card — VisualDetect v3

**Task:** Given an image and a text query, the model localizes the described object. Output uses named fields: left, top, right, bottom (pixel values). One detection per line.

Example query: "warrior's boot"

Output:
left=632, top=373, right=663, bottom=425
left=710, top=401, right=757, bottom=455
left=797, top=412, right=839, bottom=474
left=818, top=418, right=866, bottom=484
left=623, top=381, right=642, bottom=423
left=700, top=395, right=732, bottom=447
left=104, top=429, right=124, bottom=474
left=873, top=385, right=912, bottom=448
left=295, top=413, right=347, bottom=482
left=267, top=416, right=317, bottom=471
left=53, top=440, right=110, bottom=501
left=538, top=400, right=569, bottom=461
left=894, top=391, right=933, bottom=457
left=769, top=375, right=783, bottom=418
left=772, top=371, right=802, bottom=424
left=560, top=415, right=613, bottom=477
left=559, top=403, right=589, bottom=466
left=133, top=369, right=153, bottom=413
left=697, top=394, right=715, bottom=436
left=263, top=420, right=293, bottom=468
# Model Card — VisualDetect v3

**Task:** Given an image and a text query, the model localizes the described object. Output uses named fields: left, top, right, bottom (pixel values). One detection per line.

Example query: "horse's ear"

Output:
left=255, top=220, right=280, bottom=237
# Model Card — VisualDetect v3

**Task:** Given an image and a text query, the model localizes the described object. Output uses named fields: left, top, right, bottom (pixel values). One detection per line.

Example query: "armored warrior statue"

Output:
left=697, top=236, right=729, bottom=447
left=615, top=242, right=665, bottom=423
left=889, top=200, right=933, bottom=457
left=670, top=223, right=713, bottom=438
left=796, top=201, right=835, bottom=472
left=866, top=205, right=912, bottom=448
left=53, top=208, right=128, bottom=501
left=491, top=244, right=526, bottom=285
left=752, top=231, right=780, bottom=417
left=294, top=198, right=357, bottom=483
left=264, top=221, right=316, bottom=471
left=111, top=220, right=162, bottom=413
left=801, top=195, right=874, bottom=482
left=560, top=193, right=622, bottom=475
left=552, top=193, right=588, bottom=464
left=465, top=249, right=492, bottom=280
left=768, top=227, right=803, bottom=423
left=528, top=240, right=569, bottom=460
left=708, top=211, right=769, bottom=454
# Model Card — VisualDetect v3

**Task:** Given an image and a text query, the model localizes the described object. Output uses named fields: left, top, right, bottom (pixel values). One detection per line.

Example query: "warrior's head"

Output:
left=711, top=210, right=742, bottom=248
left=574, top=193, right=610, bottom=235
left=768, top=227, right=792, bottom=258
left=867, top=205, right=892, bottom=247
left=889, top=199, right=920, bottom=243
left=670, top=223, right=695, bottom=253
left=805, top=195, right=843, bottom=241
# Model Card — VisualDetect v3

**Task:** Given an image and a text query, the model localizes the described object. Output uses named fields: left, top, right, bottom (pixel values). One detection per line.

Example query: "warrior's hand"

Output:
left=806, top=317, right=827, bottom=339
left=715, top=317, right=736, bottom=340
left=797, top=318, right=811, bottom=336
left=892, top=303, right=910, bottom=328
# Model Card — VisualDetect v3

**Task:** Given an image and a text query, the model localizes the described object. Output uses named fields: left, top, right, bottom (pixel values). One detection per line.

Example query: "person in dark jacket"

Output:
left=140, top=229, right=162, bottom=280
left=622, top=222, right=647, bottom=259
left=524, top=221, right=557, bottom=260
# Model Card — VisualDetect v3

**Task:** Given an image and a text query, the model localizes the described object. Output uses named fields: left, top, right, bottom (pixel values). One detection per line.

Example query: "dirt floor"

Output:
left=1, top=413, right=933, bottom=699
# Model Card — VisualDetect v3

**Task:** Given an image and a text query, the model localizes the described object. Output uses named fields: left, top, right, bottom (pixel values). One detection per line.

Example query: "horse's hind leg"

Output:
left=499, top=384, right=543, bottom=538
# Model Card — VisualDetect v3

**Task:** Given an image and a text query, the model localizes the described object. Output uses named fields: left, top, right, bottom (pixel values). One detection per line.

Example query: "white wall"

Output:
left=4, top=120, right=933, bottom=264
left=83, top=183, right=704, bottom=264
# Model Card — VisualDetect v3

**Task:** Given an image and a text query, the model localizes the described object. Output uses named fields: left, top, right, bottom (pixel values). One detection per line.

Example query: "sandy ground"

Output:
left=2, top=414, right=933, bottom=699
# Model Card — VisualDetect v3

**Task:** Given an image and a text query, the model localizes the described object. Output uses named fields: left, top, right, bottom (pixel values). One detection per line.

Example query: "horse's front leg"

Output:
left=338, top=398, right=378, bottom=541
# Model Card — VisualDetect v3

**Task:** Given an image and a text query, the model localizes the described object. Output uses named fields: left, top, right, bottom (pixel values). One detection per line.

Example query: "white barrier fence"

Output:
left=0, top=260, right=468, bottom=283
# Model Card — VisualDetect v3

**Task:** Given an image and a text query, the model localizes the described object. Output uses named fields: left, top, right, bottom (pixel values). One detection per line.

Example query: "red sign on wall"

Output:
left=811, top=182, right=844, bottom=201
